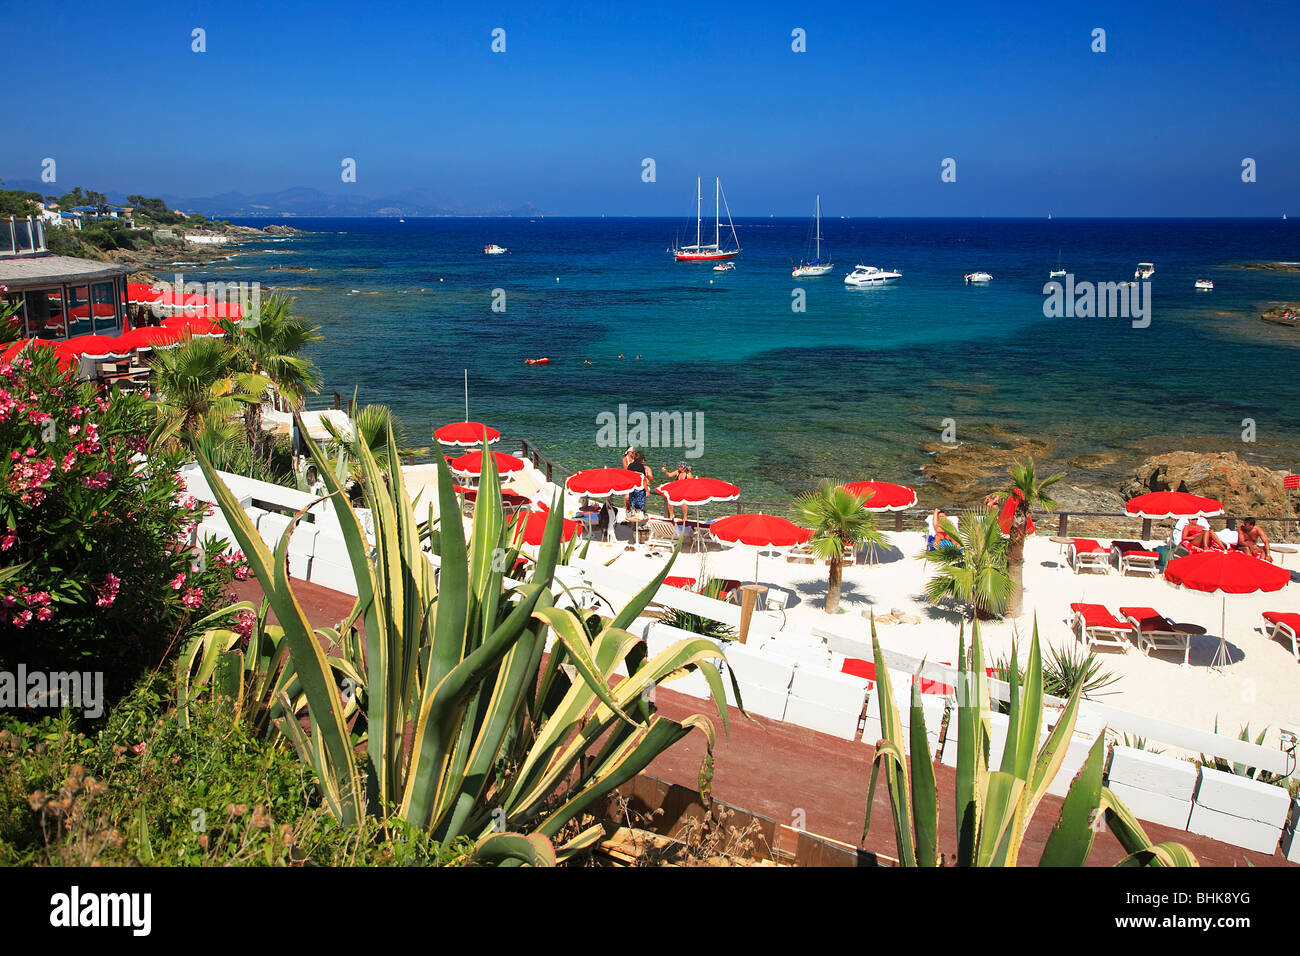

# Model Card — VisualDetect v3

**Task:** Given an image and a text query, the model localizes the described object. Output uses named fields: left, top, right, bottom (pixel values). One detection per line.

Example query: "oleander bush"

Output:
left=0, top=346, right=240, bottom=702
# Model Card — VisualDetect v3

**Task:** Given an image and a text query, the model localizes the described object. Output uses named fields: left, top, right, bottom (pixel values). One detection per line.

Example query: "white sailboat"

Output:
left=669, top=177, right=740, bottom=262
left=792, top=195, right=833, bottom=277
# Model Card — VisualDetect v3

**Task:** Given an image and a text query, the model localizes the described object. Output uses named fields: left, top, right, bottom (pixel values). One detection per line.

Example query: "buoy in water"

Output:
left=524, top=357, right=550, bottom=365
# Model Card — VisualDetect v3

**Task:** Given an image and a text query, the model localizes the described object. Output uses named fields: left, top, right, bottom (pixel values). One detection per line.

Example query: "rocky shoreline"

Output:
left=109, top=223, right=304, bottom=283
left=1261, top=303, right=1300, bottom=328
left=919, top=436, right=1299, bottom=540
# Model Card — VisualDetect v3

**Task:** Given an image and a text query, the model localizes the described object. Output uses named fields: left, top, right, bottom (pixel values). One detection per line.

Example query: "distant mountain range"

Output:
left=1, top=179, right=551, bottom=218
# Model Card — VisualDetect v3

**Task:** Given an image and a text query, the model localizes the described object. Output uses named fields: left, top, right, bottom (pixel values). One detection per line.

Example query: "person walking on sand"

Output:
left=625, top=450, right=653, bottom=519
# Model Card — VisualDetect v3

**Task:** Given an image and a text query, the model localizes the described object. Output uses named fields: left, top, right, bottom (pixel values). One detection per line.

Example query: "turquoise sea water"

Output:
left=196, top=217, right=1300, bottom=504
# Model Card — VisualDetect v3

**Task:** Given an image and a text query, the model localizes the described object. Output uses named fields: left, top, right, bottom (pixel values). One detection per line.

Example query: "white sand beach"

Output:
left=573, top=529, right=1300, bottom=751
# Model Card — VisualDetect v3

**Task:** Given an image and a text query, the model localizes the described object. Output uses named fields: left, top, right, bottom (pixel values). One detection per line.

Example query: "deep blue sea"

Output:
left=195, top=217, right=1300, bottom=504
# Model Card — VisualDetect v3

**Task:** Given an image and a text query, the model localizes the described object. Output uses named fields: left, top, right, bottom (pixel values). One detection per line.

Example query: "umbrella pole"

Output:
left=1211, top=594, right=1230, bottom=673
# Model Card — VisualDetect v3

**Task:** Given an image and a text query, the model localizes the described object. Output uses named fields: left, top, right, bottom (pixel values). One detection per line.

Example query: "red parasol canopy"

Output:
left=656, top=477, right=740, bottom=507
left=201, top=301, right=243, bottom=320
left=435, top=421, right=501, bottom=446
left=1164, top=550, right=1290, bottom=595
left=447, top=450, right=525, bottom=478
left=512, top=508, right=581, bottom=546
left=1126, top=491, right=1224, bottom=520
left=709, top=513, right=812, bottom=549
left=841, top=480, right=918, bottom=511
left=162, top=315, right=225, bottom=337
left=115, top=325, right=182, bottom=351
left=126, top=282, right=164, bottom=303
left=564, top=467, right=645, bottom=497
left=56, top=335, right=132, bottom=360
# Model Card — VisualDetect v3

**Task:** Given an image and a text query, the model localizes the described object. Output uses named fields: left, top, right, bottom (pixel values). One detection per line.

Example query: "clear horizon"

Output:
left=3, top=0, right=1298, bottom=217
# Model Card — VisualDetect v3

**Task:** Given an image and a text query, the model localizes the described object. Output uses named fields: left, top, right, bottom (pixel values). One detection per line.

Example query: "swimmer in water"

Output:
left=583, top=359, right=591, bottom=365
left=618, top=353, right=624, bottom=359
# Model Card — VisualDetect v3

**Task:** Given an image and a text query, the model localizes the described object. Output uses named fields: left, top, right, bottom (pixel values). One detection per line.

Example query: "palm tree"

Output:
left=921, top=508, right=1011, bottom=620
left=148, top=335, right=268, bottom=441
left=324, top=402, right=413, bottom=492
left=790, top=481, right=886, bottom=614
left=1002, top=458, right=1064, bottom=617
left=220, top=292, right=323, bottom=452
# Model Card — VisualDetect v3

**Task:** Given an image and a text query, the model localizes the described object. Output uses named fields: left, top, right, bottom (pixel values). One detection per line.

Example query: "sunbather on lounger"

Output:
left=1181, top=520, right=1225, bottom=551
left=1236, top=517, right=1272, bottom=559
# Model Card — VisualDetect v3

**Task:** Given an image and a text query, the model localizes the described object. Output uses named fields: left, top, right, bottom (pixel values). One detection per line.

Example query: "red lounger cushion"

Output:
left=1263, top=611, right=1300, bottom=633
left=1113, top=541, right=1159, bottom=558
left=841, top=659, right=986, bottom=693
left=1119, top=606, right=1175, bottom=631
left=1070, top=603, right=1128, bottom=629
left=664, top=576, right=696, bottom=590
left=1071, top=538, right=1108, bottom=553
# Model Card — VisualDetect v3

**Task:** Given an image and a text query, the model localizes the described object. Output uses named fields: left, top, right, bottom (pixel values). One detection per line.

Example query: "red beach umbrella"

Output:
left=1125, top=491, right=1223, bottom=520
left=565, top=467, right=645, bottom=497
left=710, top=512, right=812, bottom=584
left=435, top=421, right=501, bottom=447
left=512, top=508, right=580, bottom=547
left=57, top=335, right=132, bottom=360
left=841, top=480, right=918, bottom=512
left=1164, top=550, right=1289, bottom=670
left=447, top=450, right=525, bottom=478
left=656, top=477, right=740, bottom=507
left=710, top=513, right=812, bottom=549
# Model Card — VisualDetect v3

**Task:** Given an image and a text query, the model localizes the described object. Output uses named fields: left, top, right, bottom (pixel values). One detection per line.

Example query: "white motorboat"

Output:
left=669, top=177, right=740, bottom=262
left=1135, top=262, right=1155, bottom=279
left=792, top=195, right=833, bottom=277
left=1049, top=249, right=1066, bottom=279
left=713, top=261, right=735, bottom=272
left=844, top=265, right=901, bottom=286
left=964, top=272, right=992, bottom=284
left=1195, top=278, right=1214, bottom=291
left=485, top=244, right=507, bottom=255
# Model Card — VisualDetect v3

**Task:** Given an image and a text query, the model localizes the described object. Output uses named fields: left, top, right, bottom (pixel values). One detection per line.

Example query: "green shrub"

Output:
left=0, top=673, right=472, bottom=866
left=0, top=347, right=241, bottom=701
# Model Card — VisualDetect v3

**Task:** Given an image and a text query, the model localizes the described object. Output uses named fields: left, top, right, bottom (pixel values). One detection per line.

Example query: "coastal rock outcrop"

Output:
left=1120, top=451, right=1297, bottom=523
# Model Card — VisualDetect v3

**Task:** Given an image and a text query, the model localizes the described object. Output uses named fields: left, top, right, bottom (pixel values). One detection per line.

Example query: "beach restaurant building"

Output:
left=0, top=215, right=131, bottom=340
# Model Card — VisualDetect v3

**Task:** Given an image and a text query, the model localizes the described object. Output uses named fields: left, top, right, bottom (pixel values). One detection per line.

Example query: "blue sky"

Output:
left=3, top=0, right=1298, bottom=215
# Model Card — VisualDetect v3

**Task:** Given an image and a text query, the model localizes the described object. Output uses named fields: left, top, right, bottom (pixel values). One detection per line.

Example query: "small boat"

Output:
left=844, top=265, right=901, bottom=286
left=669, top=177, right=740, bottom=262
left=792, top=195, right=834, bottom=277
left=524, top=357, right=550, bottom=365
left=1195, top=278, right=1214, bottom=291
left=1049, top=249, right=1066, bottom=279
left=485, top=244, right=507, bottom=255
left=398, top=218, right=405, bottom=223
left=713, top=262, right=735, bottom=272
left=1135, top=262, right=1155, bottom=279
left=964, top=272, right=993, bottom=284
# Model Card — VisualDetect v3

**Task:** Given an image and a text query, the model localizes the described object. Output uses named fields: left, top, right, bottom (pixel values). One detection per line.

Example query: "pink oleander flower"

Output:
left=82, top=470, right=112, bottom=490
left=233, top=609, right=255, bottom=638
left=35, top=607, right=52, bottom=622
left=28, top=591, right=51, bottom=607
left=0, top=531, right=16, bottom=551
left=234, top=566, right=250, bottom=581
left=12, top=610, right=32, bottom=628
left=180, top=587, right=203, bottom=609
left=132, top=742, right=146, bottom=755
left=169, top=572, right=186, bottom=590
left=0, top=594, right=15, bottom=608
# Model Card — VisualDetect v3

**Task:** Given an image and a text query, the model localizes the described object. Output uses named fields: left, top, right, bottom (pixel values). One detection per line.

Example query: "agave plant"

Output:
left=1043, top=641, right=1120, bottom=700
left=1200, top=721, right=1292, bottom=786
left=863, top=614, right=1197, bottom=866
left=196, top=416, right=731, bottom=864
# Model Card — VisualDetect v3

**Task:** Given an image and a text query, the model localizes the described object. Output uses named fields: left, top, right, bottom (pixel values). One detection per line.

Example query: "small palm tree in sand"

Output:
left=921, top=508, right=1011, bottom=620
left=790, top=481, right=886, bottom=615
left=1001, top=458, right=1063, bottom=617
